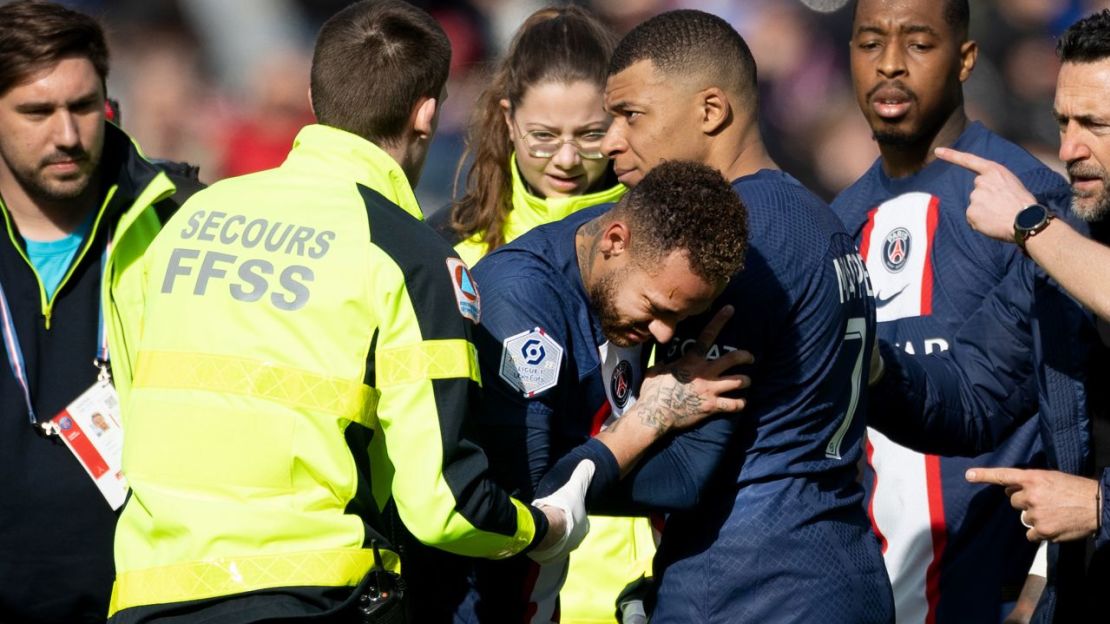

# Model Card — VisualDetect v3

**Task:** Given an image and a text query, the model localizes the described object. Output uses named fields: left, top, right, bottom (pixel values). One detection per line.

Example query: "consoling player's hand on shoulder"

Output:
left=634, top=305, right=753, bottom=434
left=593, top=305, right=753, bottom=476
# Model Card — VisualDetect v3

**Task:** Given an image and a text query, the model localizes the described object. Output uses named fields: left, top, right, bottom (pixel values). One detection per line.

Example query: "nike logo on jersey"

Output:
left=876, top=285, right=909, bottom=309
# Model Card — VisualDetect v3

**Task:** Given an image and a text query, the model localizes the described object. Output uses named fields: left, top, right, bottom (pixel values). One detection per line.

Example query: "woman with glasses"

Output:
left=437, top=5, right=626, bottom=266
left=431, top=6, right=653, bottom=624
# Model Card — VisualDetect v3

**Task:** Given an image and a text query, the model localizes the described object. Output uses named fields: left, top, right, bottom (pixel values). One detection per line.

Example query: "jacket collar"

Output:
left=507, top=152, right=625, bottom=236
left=101, top=123, right=165, bottom=207
left=100, top=123, right=177, bottom=240
left=283, top=124, right=422, bottom=221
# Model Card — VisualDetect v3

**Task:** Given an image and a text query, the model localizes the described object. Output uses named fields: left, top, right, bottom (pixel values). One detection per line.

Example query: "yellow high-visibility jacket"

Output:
left=453, top=153, right=626, bottom=266
left=109, top=124, right=542, bottom=621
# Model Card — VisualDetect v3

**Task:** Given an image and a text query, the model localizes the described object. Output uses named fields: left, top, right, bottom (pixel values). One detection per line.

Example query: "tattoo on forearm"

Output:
left=636, top=373, right=705, bottom=433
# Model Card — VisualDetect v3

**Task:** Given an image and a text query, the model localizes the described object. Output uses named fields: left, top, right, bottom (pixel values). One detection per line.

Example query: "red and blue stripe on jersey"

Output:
left=833, top=122, right=1066, bottom=624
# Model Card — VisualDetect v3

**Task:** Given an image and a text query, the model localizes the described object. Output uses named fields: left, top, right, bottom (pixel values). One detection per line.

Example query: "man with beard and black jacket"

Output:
left=0, top=2, right=200, bottom=622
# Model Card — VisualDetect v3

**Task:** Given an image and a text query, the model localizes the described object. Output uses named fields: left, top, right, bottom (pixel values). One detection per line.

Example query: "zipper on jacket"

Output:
left=0, top=186, right=117, bottom=329
left=43, top=186, right=116, bottom=329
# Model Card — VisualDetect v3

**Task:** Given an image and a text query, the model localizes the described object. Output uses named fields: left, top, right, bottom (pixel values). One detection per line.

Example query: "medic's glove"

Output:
left=527, top=459, right=595, bottom=564
left=615, top=575, right=655, bottom=624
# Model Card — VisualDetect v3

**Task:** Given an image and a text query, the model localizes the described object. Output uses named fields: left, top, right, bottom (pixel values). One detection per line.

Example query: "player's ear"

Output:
left=958, top=40, right=978, bottom=83
left=599, top=220, right=632, bottom=258
left=700, top=87, right=731, bottom=135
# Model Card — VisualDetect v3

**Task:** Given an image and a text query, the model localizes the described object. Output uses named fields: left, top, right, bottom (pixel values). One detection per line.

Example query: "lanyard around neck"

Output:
left=0, top=229, right=112, bottom=424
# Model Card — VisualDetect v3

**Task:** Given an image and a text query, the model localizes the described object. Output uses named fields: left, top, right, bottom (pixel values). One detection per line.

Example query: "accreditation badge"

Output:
left=46, top=379, right=127, bottom=510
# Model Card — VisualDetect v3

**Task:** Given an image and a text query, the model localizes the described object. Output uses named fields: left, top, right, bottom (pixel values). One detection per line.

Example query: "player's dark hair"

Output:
left=852, top=0, right=969, bottom=38
left=609, top=9, right=757, bottom=109
left=612, top=160, right=748, bottom=285
left=311, top=0, right=450, bottom=146
left=0, top=0, right=109, bottom=96
left=1058, top=10, right=1110, bottom=63
left=946, top=0, right=970, bottom=36
left=448, top=5, right=616, bottom=252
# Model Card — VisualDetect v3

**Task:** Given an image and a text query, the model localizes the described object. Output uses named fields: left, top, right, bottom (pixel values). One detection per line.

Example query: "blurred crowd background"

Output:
left=62, top=0, right=1107, bottom=210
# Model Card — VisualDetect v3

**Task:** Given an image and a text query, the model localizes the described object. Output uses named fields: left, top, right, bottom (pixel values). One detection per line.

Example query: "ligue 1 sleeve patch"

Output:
left=499, top=327, right=563, bottom=397
left=446, top=257, right=481, bottom=323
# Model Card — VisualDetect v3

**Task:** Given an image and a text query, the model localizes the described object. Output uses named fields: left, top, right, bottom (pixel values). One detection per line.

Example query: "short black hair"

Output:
left=1058, top=10, right=1110, bottom=63
left=612, top=160, right=748, bottom=285
left=852, top=0, right=969, bottom=38
left=0, top=0, right=109, bottom=96
left=946, top=0, right=970, bottom=36
left=609, top=9, right=757, bottom=107
left=310, top=0, right=450, bottom=146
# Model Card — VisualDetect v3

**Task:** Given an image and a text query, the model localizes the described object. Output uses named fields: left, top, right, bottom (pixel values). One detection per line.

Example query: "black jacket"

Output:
left=0, top=123, right=200, bottom=623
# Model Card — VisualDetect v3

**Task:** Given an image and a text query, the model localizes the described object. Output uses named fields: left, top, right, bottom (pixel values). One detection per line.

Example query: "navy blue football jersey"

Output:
left=635, top=170, right=893, bottom=623
left=463, top=204, right=650, bottom=623
left=833, top=122, right=1066, bottom=623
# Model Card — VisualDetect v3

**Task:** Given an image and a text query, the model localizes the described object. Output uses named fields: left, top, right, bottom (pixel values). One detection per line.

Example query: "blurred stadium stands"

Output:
left=66, top=0, right=1102, bottom=208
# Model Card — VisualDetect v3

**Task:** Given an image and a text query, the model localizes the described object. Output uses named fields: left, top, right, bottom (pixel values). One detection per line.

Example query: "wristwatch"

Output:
left=1013, top=203, right=1055, bottom=249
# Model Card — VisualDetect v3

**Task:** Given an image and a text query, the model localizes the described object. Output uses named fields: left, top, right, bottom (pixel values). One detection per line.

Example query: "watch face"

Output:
left=1016, top=204, right=1048, bottom=231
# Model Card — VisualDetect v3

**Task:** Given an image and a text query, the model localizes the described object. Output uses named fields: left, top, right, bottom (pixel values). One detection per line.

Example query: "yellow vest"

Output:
left=454, top=154, right=626, bottom=266
left=110, top=125, right=538, bottom=618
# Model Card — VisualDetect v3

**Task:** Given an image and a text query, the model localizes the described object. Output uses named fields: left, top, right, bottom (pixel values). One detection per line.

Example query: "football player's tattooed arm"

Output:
left=598, top=306, right=752, bottom=475
left=537, top=307, right=752, bottom=504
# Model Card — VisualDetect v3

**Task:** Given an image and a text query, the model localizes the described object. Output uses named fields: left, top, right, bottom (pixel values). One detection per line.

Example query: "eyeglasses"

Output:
left=513, top=118, right=608, bottom=160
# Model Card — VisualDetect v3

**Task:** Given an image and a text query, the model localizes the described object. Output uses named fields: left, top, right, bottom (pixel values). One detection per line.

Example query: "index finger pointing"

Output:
left=695, top=305, right=735, bottom=351
left=965, top=466, right=1028, bottom=487
left=935, top=147, right=997, bottom=175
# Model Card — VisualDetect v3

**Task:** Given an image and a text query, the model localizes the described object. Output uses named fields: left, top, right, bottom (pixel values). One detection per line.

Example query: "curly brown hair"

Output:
left=611, top=160, right=748, bottom=285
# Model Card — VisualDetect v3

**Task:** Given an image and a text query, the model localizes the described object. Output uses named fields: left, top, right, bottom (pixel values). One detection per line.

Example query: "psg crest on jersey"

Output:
left=610, top=360, right=632, bottom=409
left=882, top=227, right=911, bottom=273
